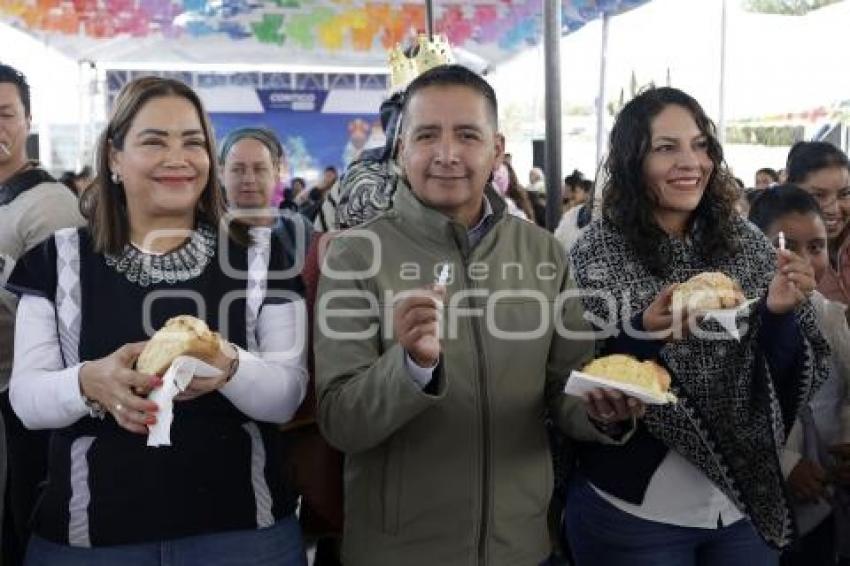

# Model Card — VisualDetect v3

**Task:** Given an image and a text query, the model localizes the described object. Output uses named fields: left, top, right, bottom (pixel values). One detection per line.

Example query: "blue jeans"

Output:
left=24, top=515, right=306, bottom=566
left=565, top=477, right=778, bottom=566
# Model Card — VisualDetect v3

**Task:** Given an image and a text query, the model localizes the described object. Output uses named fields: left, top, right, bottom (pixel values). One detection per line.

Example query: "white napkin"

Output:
left=699, top=297, right=760, bottom=341
left=146, top=356, right=223, bottom=447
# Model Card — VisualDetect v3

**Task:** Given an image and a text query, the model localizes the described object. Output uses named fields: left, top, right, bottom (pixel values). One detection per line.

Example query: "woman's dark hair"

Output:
left=786, top=141, right=849, bottom=184
left=564, top=169, right=584, bottom=189
left=748, top=183, right=823, bottom=233
left=81, top=76, right=247, bottom=254
left=59, top=166, right=92, bottom=188
left=59, top=171, right=77, bottom=191
left=601, top=87, right=738, bottom=275
left=745, top=188, right=762, bottom=206
left=503, top=160, right=534, bottom=220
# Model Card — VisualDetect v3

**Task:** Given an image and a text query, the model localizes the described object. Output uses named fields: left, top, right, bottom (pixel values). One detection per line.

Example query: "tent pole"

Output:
left=543, top=0, right=562, bottom=232
left=718, top=0, right=728, bottom=144
left=595, top=12, right=611, bottom=170
left=76, top=60, right=86, bottom=171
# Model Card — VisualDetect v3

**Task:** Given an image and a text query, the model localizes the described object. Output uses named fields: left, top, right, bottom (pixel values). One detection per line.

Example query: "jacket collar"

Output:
left=388, top=178, right=507, bottom=256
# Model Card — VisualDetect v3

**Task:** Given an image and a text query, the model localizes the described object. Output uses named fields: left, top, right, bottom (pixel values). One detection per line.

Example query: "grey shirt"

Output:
left=0, top=180, right=85, bottom=390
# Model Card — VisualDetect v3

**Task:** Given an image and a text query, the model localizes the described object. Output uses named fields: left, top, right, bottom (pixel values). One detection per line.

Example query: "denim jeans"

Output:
left=24, top=515, right=306, bottom=566
left=564, top=477, right=779, bottom=566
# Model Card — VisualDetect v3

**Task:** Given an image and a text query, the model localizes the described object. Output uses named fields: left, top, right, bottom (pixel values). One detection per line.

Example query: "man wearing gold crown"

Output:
left=314, top=62, right=642, bottom=566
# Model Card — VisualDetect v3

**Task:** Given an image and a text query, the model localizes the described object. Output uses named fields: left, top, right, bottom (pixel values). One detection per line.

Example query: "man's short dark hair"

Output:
left=0, top=63, right=31, bottom=118
left=402, top=64, right=498, bottom=127
left=755, top=167, right=779, bottom=182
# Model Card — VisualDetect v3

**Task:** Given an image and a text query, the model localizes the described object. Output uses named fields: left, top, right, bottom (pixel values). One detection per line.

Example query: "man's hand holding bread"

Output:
left=136, top=316, right=238, bottom=401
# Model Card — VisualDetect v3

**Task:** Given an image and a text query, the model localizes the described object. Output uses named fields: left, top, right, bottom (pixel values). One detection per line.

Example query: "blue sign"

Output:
left=257, top=89, right=329, bottom=112
left=211, top=110, right=380, bottom=175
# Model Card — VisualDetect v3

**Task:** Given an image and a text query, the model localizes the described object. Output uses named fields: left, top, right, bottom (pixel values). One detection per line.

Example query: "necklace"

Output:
left=105, top=223, right=217, bottom=287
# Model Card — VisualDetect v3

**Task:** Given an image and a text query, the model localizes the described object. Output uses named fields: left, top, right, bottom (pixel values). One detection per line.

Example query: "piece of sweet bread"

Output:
left=671, top=271, right=744, bottom=312
left=136, top=315, right=221, bottom=375
left=581, top=354, right=672, bottom=398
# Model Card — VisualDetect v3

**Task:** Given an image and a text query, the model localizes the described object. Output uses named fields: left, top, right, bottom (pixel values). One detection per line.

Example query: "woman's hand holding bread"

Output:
left=136, top=315, right=239, bottom=402
left=79, top=342, right=161, bottom=434
left=174, top=340, right=239, bottom=401
left=643, top=284, right=691, bottom=341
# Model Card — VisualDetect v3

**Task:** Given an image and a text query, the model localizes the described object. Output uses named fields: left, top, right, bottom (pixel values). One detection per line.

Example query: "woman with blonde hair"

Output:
left=6, top=77, right=308, bottom=565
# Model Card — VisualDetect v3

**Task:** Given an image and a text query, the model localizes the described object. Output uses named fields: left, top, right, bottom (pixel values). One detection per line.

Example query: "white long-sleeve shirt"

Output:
left=592, top=450, right=745, bottom=529
left=779, top=291, right=849, bottom=535
left=594, top=291, right=849, bottom=532
left=10, top=295, right=308, bottom=429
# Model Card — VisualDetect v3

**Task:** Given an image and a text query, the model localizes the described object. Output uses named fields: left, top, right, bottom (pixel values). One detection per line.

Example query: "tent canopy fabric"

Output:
left=0, top=0, right=651, bottom=67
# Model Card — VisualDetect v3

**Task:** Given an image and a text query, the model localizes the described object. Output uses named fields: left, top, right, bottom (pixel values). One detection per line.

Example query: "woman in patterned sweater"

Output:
left=566, top=87, right=831, bottom=566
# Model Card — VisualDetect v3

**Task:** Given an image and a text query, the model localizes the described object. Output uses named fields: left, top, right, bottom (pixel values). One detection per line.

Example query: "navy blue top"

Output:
left=7, top=228, right=302, bottom=546
left=578, top=304, right=804, bottom=505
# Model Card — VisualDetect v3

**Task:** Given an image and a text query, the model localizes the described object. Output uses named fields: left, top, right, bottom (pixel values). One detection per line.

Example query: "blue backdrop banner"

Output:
left=211, top=99, right=381, bottom=178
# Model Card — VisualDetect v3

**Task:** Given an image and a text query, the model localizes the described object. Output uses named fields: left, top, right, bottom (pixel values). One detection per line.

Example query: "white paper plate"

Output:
left=564, top=370, right=677, bottom=405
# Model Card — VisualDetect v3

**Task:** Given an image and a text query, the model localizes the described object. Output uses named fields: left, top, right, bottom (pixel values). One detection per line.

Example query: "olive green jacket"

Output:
left=315, top=183, right=624, bottom=566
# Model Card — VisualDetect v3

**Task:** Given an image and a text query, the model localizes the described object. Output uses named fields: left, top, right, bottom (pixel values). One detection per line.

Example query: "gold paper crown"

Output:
left=389, top=33, right=456, bottom=91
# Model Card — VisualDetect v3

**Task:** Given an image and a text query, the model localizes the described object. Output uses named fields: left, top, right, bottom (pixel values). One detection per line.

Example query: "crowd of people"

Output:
left=0, top=58, right=846, bottom=566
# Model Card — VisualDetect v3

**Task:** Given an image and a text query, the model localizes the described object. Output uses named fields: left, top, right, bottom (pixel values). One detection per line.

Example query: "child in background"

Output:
left=749, top=184, right=850, bottom=566
left=784, top=141, right=850, bottom=305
